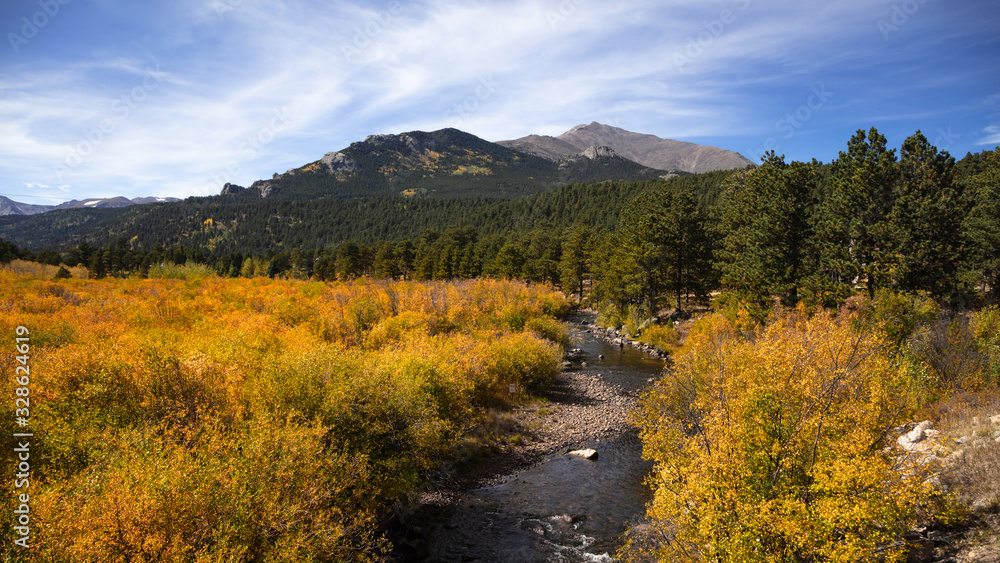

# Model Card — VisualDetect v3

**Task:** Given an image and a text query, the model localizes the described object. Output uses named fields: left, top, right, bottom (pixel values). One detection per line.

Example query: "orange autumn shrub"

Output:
left=0, top=270, right=568, bottom=561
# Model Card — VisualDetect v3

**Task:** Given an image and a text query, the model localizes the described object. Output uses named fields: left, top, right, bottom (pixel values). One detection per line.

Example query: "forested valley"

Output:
left=4, top=128, right=1000, bottom=562
left=5, top=128, right=998, bottom=318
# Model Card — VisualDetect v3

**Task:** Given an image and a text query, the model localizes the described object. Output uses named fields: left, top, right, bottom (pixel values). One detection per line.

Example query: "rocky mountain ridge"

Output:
left=0, top=195, right=181, bottom=216
left=220, top=126, right=707, bottom=201
left=219, top=127, right=680, bottom=201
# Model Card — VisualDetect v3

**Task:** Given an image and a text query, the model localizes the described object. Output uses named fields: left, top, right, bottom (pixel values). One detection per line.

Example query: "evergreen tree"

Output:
left=963, top=148, right=1000, bottom=301
left=336, top=242, right=363, bottom=280
left=889, top=131, right=966, bottom=297
left=89, top=249, right=107, bottom=279
left=373, top=241, right=399, bottom=279
left=715, top=153, right=816, bottom=304
left=394, top=240, right=416, bottom=280
left=0, top=238, right=22, bottom=263
left=488, top=242, right=525, bottom=280
left=819, top=128, right=899, bottom=298
left=559, top=224, right=592, bottom=304
left=600, top=185, right=713, bottom=314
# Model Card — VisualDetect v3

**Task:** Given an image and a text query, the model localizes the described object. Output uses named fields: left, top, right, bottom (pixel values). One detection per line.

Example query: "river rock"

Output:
left=569, top=448, right=599, bottom=461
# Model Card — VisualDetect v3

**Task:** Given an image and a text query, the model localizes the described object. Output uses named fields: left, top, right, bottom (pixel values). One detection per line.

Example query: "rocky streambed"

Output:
left=388, top=313, right=665, bottom=562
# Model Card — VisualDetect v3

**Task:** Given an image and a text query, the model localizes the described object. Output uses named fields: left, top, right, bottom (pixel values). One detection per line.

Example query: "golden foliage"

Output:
left=0, top=273, right=568, bottom=560
left=2, top=259, right=88, bottom=280
left=637, top=323, right=681, bottom=353
left=625, top=308, right=938, bottom=563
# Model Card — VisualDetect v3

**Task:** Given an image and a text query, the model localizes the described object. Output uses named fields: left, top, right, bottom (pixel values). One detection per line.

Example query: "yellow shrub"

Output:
left=0, top=274, right=568, bottom=559
left=476, top=332, right=561, bottom=406
left=626, top=309, right=938, bottom=563
left=525, top=316, right=570, bottom=347
left=637, top=323, right=680, bottom=352
left=34, top=418, right=384, bottom=562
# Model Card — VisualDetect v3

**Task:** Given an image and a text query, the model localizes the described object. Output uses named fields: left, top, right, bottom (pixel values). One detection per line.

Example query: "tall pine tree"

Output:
left=715, top=153, right=817, bottom=304
left=819, top=127, right=898, bottom=298
left=963, top=148, right=1000, bottom=301
left=889, top=131, right=966, bottom=298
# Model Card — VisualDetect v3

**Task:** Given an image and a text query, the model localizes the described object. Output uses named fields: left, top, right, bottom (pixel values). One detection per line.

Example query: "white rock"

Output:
left=568, top=448, right=599, bottom=461
left=898, top=420, right=934, bottom=447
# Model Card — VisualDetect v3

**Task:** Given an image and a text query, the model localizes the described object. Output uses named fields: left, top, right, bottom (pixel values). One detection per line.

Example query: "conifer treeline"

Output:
left=594, top=129, right=998, bottom=314
left=4, top=128, right=997, bottom=310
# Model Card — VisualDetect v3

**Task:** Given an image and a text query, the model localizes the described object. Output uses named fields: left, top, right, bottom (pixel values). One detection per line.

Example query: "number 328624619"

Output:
left=15, top=326, right=30, bottom=418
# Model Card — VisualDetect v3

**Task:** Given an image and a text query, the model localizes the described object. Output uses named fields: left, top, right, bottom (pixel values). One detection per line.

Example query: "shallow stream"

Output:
left=416, top=314, right=665, bottom=562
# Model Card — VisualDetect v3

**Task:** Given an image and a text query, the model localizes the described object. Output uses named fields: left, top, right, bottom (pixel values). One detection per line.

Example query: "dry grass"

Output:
left=927, top=388, right=1000, bottom=513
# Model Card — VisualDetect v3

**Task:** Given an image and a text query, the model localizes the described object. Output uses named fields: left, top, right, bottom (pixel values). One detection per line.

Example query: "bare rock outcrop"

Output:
left=320, top=151, right=360, bottom=173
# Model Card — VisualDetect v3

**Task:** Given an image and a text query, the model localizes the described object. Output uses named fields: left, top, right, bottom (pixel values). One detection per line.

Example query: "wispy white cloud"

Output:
left=978, top=125, right=1000, bottom=146
left=0, top=0, right=997, bottom=205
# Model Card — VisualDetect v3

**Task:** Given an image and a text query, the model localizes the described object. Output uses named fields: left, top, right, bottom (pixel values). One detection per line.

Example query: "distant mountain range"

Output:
left=2, top=123, right=750, bottom=213
left=0, top=122, right=753, bottom=252
left=0, top=195, right=181, bottom=216
left=498, top=122, right=753, bottom=174
left=216, top=123, right=749, bottom=201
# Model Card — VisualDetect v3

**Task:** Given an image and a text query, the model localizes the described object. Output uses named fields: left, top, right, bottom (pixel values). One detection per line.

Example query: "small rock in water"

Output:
left=568, top=448, right=599, bottom=461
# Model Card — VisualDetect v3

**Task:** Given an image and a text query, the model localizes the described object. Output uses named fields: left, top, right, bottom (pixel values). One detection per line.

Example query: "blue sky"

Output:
left=1, top=0, right=998, bottom=205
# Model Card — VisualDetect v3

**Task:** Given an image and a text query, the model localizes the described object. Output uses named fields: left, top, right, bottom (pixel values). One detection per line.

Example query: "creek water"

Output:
left=416, top=314, right=665, bottom=562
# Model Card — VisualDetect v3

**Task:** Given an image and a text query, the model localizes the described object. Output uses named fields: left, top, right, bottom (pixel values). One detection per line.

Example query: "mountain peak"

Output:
left=571, top=121, right=618, bottom=131
left=500, top=123, right=752, bottom=174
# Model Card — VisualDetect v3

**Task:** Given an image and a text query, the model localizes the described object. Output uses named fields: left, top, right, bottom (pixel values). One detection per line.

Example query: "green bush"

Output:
left=147, top=261, right=217, bottom=280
